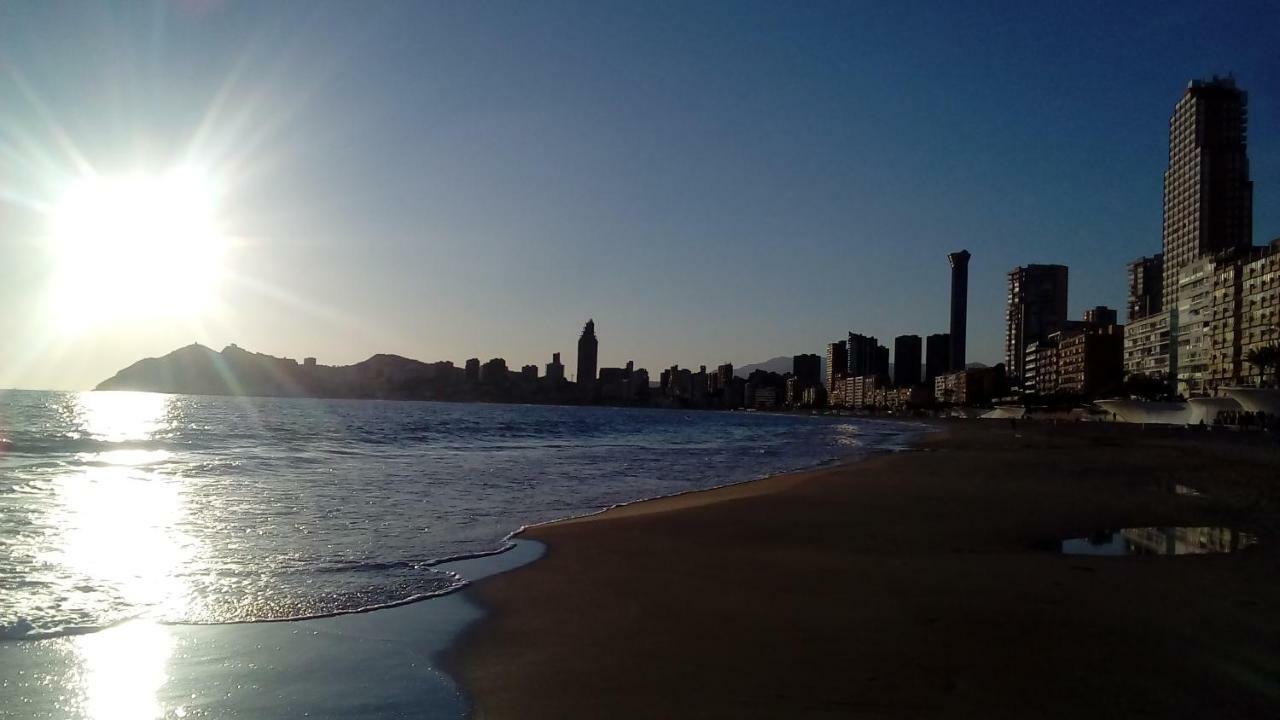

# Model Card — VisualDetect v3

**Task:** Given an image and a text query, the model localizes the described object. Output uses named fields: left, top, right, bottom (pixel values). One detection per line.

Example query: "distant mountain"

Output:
left=94, top=343, right=573, bottom=403
left=733, top=356, right=803, bottom=378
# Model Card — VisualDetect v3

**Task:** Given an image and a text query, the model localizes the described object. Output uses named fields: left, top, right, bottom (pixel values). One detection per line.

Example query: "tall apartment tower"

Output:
left=947, top=250, right=971, bottom=370
left=825, top=341, right=848, bottom=389
left=1161, top=77, right=1252, bottom=312
left=924, top=333, right=950, bottom=386
left=792, top=354, right=822, bottom=387
left=847, top=333, right=879, bottom=377
left=576, top=319, right=598, bottom=385
left=1005, top=265, right=1069, bottom=381
left=1127, top=254, right=1164, bottom=321
left=893, top=335, right=922, bottom=387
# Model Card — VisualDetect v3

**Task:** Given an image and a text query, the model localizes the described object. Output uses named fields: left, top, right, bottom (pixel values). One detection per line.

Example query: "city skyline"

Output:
left=1, top=2, right=1278, bottom=391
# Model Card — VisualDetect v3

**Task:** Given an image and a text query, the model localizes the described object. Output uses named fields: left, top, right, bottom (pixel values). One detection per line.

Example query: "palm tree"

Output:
left=1245, top=345, right=1280, bottom=387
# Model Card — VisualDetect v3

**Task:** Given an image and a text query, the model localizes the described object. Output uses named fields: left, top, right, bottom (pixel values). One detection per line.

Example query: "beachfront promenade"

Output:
left=454, top=421, right=1280, bottom=718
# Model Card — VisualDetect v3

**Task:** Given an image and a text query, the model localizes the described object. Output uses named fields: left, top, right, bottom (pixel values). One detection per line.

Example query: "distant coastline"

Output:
left=95, top=343, right=593, bottom=405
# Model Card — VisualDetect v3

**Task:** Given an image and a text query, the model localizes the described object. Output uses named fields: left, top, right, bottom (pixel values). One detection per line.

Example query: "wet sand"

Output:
left=454, top=421, right=1280, bottom=718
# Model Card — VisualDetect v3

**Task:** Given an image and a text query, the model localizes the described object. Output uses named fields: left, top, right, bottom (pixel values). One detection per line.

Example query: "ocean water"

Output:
left=0, top=390, right=914, bottom=642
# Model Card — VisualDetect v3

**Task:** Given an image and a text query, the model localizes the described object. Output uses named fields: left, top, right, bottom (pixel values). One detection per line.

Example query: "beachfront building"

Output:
left=1123, top=310, right=1176, bottom=381
left=924, top=333, right=950, bottom=387
left=825, top=341, right=847, bottom=395
left=1005, top=264, right=1069, bottom=383
left=893, top=335, right=922, bottom=387
left=1022, top=340, right=1057, bottom=395
left=1161, top=77, right=1252, bottom=314
left=846, top=333, right=879, bottom=377
left=935, top=366, right=1006, bottom=406
left=1128, top=254, right=1164, bottom=321
left=576, top=319, right=598, bottom=386
left=1056, top=325, right=1124, bottom=396
left=948, top=250, right=971, bottom=370
left=1240, top=241, right=1280, bottom=385
left=545, top=352, right=565, bottom=382
left=464, top=358, right=481, bottom=383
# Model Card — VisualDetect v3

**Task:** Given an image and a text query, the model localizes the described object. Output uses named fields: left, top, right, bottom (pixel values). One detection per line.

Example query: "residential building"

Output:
left=576, top=319, right=598, bottom=385
left=1022, top=340, right=1057, bottom=395
left=924, top=333, right=950, bottom=387
left=464, top=358, right=480, bottom=384
left=893, top=335, right=922, bottom=387
left=1123, top=310, right=1176, bottom=381
left=1161, top=77, right=1253, bottom=313
left=1240, top=240, right=1280, bottom=385
left=825, top=341, right=847, bottom=392
left=1056, top=325, right=1124, bottom=397
left=520, top=365, right=538, bottom=380
left=792, top=354, right=822, bottom=387
left=1127, top=254, right=1164, bottom=321
left=1005, top=264, right=1069, bottom=382
left=545, top=352, right=565, bottom=382
left=948, top=250, right=971, bottom=370
left=935, top=366, right=1006, bottom=406
left=847, top=333, right=879, bottom=377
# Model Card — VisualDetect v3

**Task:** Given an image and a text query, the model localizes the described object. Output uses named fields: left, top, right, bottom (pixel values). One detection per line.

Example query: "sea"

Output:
left=0, top=390, right=915, bottom=642
left=0, top=389, right=917, bottom=718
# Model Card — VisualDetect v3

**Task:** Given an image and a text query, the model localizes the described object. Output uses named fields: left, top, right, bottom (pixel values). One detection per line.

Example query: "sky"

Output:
left=1, top=0, right=1278, bottom=390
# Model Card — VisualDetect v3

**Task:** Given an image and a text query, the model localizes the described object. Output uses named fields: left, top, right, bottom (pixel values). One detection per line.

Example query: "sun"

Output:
left=47, top=167, right=227, bottom=330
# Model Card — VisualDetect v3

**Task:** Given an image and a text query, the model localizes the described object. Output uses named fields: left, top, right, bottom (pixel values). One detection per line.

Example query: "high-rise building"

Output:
left=576, top=319, right=598, bottom=385
left=1127, top=254, right=1164, bottom=321
left=792, top=354, right=821, bottom=387
left=872, top=344, right=890, bottom=379
left=1161, top=77, right=1252, bottom=313
left=825, top=341, right=847, bottom=391
left=893, top=335, right=922, bottom=387
left=464, top=358, right=480, bottom=384
left=847, top=333, right=879, bottom=377
left=924, top=333, right=950, bottom=387
left=1083, top=305, right=1118, bottom=327
left=1005, top=265, right=1069, bottom=382
left=897, top=337, right=923, bottom=387
left=545, top=352, right=565, bottom=382
left=948, top=250, right=971, bottom=370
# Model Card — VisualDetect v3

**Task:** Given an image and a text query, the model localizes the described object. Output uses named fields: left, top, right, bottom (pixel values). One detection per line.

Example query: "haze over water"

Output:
left=0, top=390, right=910, bottom=640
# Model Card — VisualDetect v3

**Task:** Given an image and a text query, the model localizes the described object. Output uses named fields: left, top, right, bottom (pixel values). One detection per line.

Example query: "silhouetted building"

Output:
left=872, top=344, right=889, bottom=378
left=576, top=319, right=598, bottom=386
left=935, top=365, right=1006, bottom=406
left=1083, top=305, right=1118, bottom=327
left=521, top=364, right=538, bottom=380
left=303, top=357, right=317, bottom=368
left=1127, top=254, right=1164, bottom=321
left=464, top=358, right=480, bottom=384
left=847, top=333, right=880, bottom=377
left=893, top=335, right=921, bottom=387
left=924, top=333, right=950, bottom=388
left=1162, top=77, right=1252, bottom=313
left=948, top=250, right=970, bottom=370
left=545, top=352, right=565, bottom=382
left=479, top=358, right=508, bottom=384
left=825, top=341, right=847, bottom=391
left=1005, top=264, right=1069, bottom=382
left=792, top=354, right=821, bottom=388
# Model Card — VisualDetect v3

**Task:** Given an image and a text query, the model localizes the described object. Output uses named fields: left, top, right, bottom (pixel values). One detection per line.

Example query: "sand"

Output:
left=454, top=421, right=1280, bottom=719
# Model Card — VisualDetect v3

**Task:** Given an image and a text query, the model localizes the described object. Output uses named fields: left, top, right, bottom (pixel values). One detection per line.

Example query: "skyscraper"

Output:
left=792, top=354, right=821, bottom=387
left=893, top=335, right=922, bottom=387
left=924, top=333, right=950, bottom=387
left=1127, top=254, right=1163, bottom=321
left=825, top=341, right=847, bottom=390
left=576, top=319, right=598, bottom=385
left=948, top=250, right=970, bottom=370
left=847, top=333, right=879, bottom=377
left=1161, top=77, right=1252, bottom=312
left=1005, top=265, right=1069, bottom=381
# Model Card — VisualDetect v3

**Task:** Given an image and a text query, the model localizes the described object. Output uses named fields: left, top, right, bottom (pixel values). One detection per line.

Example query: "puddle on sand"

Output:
left=1060, top=527, right=1257, bottom=556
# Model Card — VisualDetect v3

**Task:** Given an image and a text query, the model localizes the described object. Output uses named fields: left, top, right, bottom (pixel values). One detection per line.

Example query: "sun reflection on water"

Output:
left=46, top=392, right=196, bottom=718
left=72, top=621, right=174, bottom=720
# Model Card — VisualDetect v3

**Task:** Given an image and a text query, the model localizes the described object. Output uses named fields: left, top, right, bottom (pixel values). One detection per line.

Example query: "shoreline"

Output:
left=453, top=420, right=1280, bottom=719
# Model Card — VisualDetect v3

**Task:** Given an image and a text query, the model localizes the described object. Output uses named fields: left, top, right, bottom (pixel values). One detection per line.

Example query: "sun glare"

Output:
left=48, top=168, right=227, bottom=330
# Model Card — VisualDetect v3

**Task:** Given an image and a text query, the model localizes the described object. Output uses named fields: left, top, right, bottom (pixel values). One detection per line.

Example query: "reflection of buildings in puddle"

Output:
left=1062, top=527, right=1257, bottom=556
left=1121, top=526, right=1255, bottom=555
left=73, top=621, right=174, bottom=720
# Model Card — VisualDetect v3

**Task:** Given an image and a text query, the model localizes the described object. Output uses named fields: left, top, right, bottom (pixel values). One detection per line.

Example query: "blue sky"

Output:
left=1, top=0, right=1278, bottom=389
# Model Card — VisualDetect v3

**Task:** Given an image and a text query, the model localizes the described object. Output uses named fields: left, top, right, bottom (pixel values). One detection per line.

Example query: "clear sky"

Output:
left=1, top=0, right=1277, bottom=390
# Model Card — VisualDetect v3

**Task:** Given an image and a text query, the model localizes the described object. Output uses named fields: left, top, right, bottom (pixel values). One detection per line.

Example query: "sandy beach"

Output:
left=455, top=421, right=1280, bottom=718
